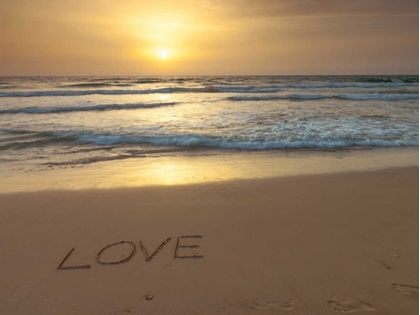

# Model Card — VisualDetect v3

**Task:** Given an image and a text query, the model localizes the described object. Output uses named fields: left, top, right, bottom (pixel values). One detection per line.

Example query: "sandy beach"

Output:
left=0, top=150, right=418, bottom=315
left=1, top=0, right=418, bottom=313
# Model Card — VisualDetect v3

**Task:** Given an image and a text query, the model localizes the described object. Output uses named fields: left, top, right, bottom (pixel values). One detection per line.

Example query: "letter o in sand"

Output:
left=96, top=241, right=136, bottom=265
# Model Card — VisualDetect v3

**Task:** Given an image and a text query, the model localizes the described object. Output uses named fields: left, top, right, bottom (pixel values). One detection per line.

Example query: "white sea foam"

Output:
left=74, top=133, right=418, bottom=149
left=42, top=116, right=416, bottom=149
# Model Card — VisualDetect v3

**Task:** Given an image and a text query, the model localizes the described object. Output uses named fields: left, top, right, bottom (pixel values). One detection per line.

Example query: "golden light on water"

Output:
left=0, top=149, right=417, bottom=193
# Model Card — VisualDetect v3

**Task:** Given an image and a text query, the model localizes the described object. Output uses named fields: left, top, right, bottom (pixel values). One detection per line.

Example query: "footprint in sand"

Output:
left=250, top=297, right=294, bottom=311
left=327, top=294, right=375, bottom=312
left=391, top=284, right=419, bottom=299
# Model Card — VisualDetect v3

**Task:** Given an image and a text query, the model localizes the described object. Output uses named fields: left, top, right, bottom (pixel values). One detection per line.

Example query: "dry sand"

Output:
left=0, top=163, right=418, bottom=314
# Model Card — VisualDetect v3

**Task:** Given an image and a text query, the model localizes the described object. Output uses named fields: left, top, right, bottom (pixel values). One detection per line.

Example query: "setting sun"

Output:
left=159, top=50, right=169, bottom=59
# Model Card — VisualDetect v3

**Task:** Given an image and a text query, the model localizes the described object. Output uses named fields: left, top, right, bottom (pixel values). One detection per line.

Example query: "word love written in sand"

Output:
left=57, top=235, right=203, bottom=270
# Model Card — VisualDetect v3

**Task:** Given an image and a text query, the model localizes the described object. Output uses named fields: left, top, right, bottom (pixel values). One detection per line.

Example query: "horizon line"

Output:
left=0, top=74, right=419, bottom=77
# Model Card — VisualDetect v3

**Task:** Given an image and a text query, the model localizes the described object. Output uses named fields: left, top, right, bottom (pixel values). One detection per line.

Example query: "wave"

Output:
left=43, top=154, right=136, bottom=166
left=339, top=94, right=418, bottom=101
left=1, top=82, right=418, bottom=97
left=227, top=95, right=326, bottom=101
left=360, top=77, right=418, bottom=84
left=0, top=102, right=179, bottom=114
left=0, top=85, right=22, bottom=90
left=134, top=79, right=167, bottom=84
left=61, top=83, right=135, bottom=88
left=72, top=133, right=420, bottom=149
left=1, top=125, right=417, bottom=152
left=0, top=137, right=74, bottom=151
left=4, top=93, right=415, bottom=116
left=227, top=93, right=419, bottom=102
left=0, top=86, right=276, bottom=97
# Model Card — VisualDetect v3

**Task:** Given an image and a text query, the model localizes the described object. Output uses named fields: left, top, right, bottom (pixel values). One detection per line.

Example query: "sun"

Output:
left=159, top=49, right=169, bottom=59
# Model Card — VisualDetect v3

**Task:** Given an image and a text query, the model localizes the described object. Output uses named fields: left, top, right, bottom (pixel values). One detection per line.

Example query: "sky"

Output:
left=0, top=0, right=418, bottom=75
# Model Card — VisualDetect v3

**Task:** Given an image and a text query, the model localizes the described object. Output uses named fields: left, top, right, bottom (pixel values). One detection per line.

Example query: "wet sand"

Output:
left=0, top=147, right=417, bottom=193
left=0, top=163, right=418, bottom=314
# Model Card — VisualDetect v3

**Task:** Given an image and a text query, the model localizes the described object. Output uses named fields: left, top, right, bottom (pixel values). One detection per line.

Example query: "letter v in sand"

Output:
left=139, top=237, right=172, bottom=261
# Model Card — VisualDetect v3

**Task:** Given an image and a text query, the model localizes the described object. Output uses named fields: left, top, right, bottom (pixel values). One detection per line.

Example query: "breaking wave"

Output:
left=1, top=126, right=417, bottom=152
left=73, top=134, right=417, bottom=149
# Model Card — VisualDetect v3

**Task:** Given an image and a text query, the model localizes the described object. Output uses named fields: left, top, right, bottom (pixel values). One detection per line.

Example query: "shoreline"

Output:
left=0, top=147, right=418, bottom=193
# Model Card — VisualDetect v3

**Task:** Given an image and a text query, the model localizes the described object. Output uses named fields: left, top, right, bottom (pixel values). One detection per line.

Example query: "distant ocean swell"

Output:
left=0, top=93, right=417, bottom=115
left=0, top=102, right=179, bottom=114
left=1, top=76, right=417, bottom=87
left=0, top=82, right=418, bottom=97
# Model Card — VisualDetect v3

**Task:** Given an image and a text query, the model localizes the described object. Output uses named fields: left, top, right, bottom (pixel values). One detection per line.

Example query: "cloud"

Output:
left=214, top=0, right=419, bottom=18
left=0, top=0, right=418, bottom=75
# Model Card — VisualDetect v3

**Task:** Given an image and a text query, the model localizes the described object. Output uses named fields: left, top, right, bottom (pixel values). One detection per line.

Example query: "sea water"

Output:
left=0, top=75, right=418, bottom=173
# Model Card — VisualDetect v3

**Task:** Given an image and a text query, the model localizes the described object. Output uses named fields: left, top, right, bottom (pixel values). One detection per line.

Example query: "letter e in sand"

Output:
left=174, top=235, right=203, bottom=259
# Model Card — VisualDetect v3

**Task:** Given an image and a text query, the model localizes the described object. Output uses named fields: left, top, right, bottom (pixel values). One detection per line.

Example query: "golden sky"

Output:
left=1, top=0, right=418, bottom=75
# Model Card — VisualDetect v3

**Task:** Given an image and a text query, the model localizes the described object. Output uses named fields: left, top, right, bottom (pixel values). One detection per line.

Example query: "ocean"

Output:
left=0, top=75, right=418, bottom=173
